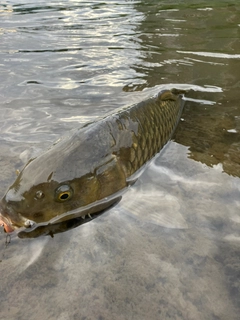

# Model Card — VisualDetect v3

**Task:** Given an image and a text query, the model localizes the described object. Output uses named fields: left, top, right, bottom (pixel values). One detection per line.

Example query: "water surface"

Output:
left=0, top=1, right=239, bottom=319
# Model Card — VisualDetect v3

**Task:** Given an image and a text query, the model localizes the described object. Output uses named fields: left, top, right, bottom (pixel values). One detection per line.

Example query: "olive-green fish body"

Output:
left=0, top=89, right=185, bottom=232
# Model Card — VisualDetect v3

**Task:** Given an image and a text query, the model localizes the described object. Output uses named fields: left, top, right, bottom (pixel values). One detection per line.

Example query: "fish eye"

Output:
left=35, top=190, right=45, bottom=200
left=55, top=185, right=73, bottom=202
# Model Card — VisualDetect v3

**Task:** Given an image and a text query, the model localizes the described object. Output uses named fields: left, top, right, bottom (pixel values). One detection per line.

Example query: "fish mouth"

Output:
left=0, top=213, right=15, bottom=233
left=0, top=201, right=16, bottom=233
left=0, top=201, right=34, bottom=233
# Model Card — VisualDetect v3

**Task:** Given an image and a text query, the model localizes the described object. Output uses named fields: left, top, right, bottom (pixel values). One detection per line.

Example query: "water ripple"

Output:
left=178, top=50, right=240, bottom=59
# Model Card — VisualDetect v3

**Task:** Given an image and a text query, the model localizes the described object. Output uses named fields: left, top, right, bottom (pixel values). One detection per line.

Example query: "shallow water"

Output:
left=0, top=1, right=240, bottom=319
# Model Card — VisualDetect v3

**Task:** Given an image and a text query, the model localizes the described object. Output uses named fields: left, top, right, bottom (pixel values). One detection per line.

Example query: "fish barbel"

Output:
left=0, top=89, right=185, bottom=234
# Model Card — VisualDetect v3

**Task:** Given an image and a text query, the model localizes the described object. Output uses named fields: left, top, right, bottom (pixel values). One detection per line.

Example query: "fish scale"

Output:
left=116, top=91, right=184, bottom=176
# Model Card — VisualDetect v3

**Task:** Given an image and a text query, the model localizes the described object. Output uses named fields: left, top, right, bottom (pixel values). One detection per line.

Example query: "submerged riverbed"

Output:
left=0, top=1, right=240, bottom=319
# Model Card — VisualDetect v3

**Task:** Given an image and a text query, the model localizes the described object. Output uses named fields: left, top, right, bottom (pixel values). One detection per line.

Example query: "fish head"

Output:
left=0, top=143, right=126, bottom=232
left=0, top=158, right=101, bottom=231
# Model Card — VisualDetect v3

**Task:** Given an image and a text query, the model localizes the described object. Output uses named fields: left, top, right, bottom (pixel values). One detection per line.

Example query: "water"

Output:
left=0, top=1, right=239, bottom=319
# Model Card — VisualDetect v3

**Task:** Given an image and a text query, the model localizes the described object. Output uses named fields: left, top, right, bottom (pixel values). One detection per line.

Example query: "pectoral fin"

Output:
left=121, top=188, right=188, bottom=229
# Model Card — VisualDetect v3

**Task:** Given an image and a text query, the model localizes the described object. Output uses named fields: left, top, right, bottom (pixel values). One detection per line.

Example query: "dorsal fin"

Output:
left=158, top=89, right=187, bottom=101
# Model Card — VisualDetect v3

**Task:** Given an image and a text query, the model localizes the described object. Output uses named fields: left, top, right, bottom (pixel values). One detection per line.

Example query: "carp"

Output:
left=0, top=89, right=185, bottom=236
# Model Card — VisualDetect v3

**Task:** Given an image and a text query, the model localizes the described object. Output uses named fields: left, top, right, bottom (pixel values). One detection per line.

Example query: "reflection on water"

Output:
left=0, top=1, right=240, bottom=319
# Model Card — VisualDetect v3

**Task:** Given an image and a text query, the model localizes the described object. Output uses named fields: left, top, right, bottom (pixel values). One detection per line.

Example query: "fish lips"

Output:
left=0, top=200, right=34, bottom=233
left=0, top=215, right=14, bottom=233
